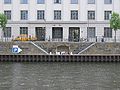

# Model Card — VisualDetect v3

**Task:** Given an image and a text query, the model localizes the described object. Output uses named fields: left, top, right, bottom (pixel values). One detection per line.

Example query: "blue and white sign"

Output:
left=12, top=45, right=22, bottom=54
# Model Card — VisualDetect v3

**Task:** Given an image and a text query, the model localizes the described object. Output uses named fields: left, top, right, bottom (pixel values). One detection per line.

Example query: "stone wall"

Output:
left=35, top=41, right=93, bottom=54
left=81, top=43, right=120, bottom=54
left=0, top=41, right=47, bottom=55
left=1, top=41, right=119, bottom=55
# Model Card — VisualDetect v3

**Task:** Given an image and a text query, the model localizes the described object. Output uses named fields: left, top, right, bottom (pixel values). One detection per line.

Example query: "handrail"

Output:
left=78, top=42, right=97, bottom=54
left=30, top=41, right=49, bottom=55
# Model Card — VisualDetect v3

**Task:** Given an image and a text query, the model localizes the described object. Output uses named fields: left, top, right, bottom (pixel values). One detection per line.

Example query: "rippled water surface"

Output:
left=0, top=62, right=120, bottom=90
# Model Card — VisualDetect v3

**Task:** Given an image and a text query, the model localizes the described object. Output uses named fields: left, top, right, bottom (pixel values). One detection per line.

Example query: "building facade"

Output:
left=0, top=0, right=120, bottom=42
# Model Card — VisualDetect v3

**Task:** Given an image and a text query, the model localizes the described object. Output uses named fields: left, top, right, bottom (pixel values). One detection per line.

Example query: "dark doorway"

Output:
left=52, top=27, right=63, bottom=41
left=69, top=27, right=80, bottom=42
left=35, top=27, right=45, bottom=41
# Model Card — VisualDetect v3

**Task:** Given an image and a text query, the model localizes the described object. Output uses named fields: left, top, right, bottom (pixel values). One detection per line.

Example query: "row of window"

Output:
left=87, top=27, right=112, bottom=38
left=4, top=0, right=112, bottom=4
left=4, top=27, right=112, bottom=38
left=4, top=10, right=112, bottom=20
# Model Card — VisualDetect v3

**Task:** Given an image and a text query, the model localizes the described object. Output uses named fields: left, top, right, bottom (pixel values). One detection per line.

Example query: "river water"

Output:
left=0, top=62, right=120, bottom=90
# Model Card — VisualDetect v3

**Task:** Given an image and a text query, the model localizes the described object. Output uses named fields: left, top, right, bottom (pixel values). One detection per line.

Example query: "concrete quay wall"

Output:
left=0, top=55, right=120, bottom=62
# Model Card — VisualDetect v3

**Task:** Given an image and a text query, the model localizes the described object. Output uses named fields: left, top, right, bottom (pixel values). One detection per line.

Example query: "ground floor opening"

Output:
left=52, top=27, right=63, bottom=41
left=69, top=27, right=80, bottom=42
left=35, top=27, right=46, bottom=41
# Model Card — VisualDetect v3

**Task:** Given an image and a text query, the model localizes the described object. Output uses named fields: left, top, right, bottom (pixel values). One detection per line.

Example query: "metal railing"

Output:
left=1, top=36, right=120, bottom=43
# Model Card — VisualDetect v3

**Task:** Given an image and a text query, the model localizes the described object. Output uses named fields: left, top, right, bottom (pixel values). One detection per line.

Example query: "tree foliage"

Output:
left=110, top=12, right=120, bottom=42
left=0, top=13, right=8, bottom=41
left=110, top=12, right=120, bottom=30
left=0, top=13, right=7, bottom=31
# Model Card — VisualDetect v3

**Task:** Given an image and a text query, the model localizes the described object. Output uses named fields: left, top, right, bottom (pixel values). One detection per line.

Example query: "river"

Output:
left=0, top=62, right=120, bottom=90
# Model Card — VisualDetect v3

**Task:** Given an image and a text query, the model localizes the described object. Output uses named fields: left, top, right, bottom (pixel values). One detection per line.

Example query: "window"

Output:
left=37, top=10, right=45, bottom=20
left=54, top=10, right=61, bottom=20
left=52, top=27, right=63, bottom=39
left=104, top=0, right=112, bottom=4
left=4, top=10, right=11, bottom=20
left=21, top=10, right=28, bottom=20
left=88, top=0, right=95, bottom=4
left=54, top=0, right=61, bottom=4
left=71, top=10, right=78, bottom=20
left=69, top=27, right=80, bottom=42
left=37, top=0, right=45, bottom=4
left=88, top=11, right=95, bottom=20
left=20, top=27, right=28, bottom=35
left=4, top=0, right=11, bottom=4
left=104, top=11, right=112, bottom=20
left=87, top=27, right=96, bottom=38
left=71, top=0, right=78, bottom=4
left=4, top=27, right=11, bottom=37
left=104, top=27, right=112, bottom=38
left=20, top=0, right=28, bottom=4
left=35, top=27, right=46, bottom=41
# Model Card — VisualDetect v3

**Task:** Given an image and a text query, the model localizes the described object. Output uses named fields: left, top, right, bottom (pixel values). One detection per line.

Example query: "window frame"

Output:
left=88, top=11, right=95, bottom=20
left=71, top=10, right=78, bottom=20
left=37, top=10, right=45, bottom=20
left=4, top=10, right=11, bottom=20
left=54, top=10, right=61, bottom=20
left=71, top=0, right=78, bottom=4
left=88, top=0, right=95, bottom=4
left=37, top=0, right=45, bottom=4
left=20, top=27, right=28, bottom=35
left=104, top=11, right=112, bottom=20
left=20, top=10, right=28, bottom=20
left=104, top=27, right=112, bottom=38
left=4, top=27, right=11, bottom=38
left=20, top=0, right=28, bottom=4
left=104, top=0, right=112, bottom=4
left=54, top=0, right=61, bottom=4
left=87, top=27, right=96, bottom=38
left=4, top=0, right=11, bottom=4
left=52, top=27, right=63, bottom=39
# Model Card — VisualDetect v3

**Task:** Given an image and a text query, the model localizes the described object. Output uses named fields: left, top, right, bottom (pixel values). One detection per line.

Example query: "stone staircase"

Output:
left=0, top=41, right=48, bottom=55
left=72, top=42, right=93, bottom=54
left=35, top=41, right=93, bottom=54
left=80, top=43, right=120, bottom=54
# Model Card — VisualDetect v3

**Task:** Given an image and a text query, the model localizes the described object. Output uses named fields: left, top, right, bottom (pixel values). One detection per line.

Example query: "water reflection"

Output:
left=0, top=62, right=120, bottom=90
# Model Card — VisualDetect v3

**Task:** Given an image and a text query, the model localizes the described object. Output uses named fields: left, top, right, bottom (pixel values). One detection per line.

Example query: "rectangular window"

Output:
left=20, top=0, right=28, bottom=4
left=69, top=27, right=80, bottom=42
left=71, top=10, right=78, bottom=20
left=71, top=0, right=78, bottom=4
left=4, top=10, right=11, bottom=20
left=104, top=11, right=112, bottom=20
left=88, top=11, right=95, bottom=20
left=37, top=0, right=45, bottom=4
left=104, top=27, right=112, bottom=38
left=87, top=27, right=96, bottom=38
left=21, top=10, right=28, bottom=20
left=4, top=27, right=11, bottom=37
left=20, top=27, right=28, bottom=35
left=37, top=10, right=45, bottom=20
left=88, top=0, right=95, bottom=4
left=54, top=0, right=61, bottom=4
left=4, top=0, right=11, bottom=4
left=52, top=27, right=63, bottom=39
left=104, top=0, right=112, bottom=4
left=54, top=10, right=61, bottom=20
